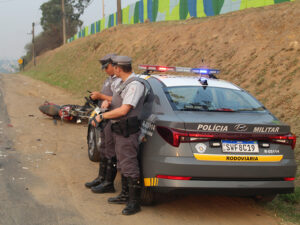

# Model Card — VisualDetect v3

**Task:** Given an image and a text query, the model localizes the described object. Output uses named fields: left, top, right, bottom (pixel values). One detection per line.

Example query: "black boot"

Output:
left=91, top=157, right=117, bottom=193
left=108, top=175, right=129, bottom=204
left=85, top=157, right=107, bottom=188
left=122, top=177, right=141, bottom=215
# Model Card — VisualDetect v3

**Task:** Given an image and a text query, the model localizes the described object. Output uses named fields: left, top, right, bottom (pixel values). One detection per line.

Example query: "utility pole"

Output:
left=32, top=22, right=36, bottom=66
left=102, top=0, right=105, bottom=18
left=62, top=0, right=66, bottom=44
left=117, top=0, right=122, bottom=24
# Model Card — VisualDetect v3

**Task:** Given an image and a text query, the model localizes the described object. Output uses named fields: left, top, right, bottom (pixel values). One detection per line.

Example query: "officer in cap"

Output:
left=89, top=53, right=117, bottom=102
left=92, top=55, right=145, bottom=215
left=85, top=53, right=119, bottom=194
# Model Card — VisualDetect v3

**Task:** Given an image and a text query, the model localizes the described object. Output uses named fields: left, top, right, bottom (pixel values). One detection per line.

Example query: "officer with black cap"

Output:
left=89, top=53, right=117, bottom=103
left=92, top=55, right=145, bottom=215
left=85, top=53, right=120, bottom=194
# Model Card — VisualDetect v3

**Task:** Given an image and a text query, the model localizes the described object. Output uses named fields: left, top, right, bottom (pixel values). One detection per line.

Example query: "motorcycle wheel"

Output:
left=87, top=125, right=101, bottom=162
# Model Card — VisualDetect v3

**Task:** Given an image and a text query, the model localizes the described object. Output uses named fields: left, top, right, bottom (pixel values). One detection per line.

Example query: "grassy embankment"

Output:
left=24, top=1, right=300, bottom=223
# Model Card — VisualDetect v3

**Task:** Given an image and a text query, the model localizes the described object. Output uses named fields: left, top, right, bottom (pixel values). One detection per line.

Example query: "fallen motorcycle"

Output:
left=38, top=93, right=99, bottom=122
left=38, top=94, right=106, bottom=162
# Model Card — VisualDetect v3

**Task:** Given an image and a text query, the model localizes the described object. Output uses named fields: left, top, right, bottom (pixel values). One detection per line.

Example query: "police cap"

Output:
left=99, top=53, right=117, bottom=69
left=111, top=56, right=132, bottom=66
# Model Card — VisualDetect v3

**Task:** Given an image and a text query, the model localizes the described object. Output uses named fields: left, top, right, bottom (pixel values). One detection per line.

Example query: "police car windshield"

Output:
left=164, top=86, right=265, bottom=112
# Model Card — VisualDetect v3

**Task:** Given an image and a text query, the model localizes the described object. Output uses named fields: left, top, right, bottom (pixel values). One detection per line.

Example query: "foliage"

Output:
left=265, top=188, right=300, bottom=223
left=40, top=0, right=91, bottom=34
left=22, top=0, right=91, bottom=65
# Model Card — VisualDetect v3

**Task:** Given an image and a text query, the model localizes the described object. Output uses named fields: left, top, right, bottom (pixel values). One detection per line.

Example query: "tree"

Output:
left=40, top=0, right=91, bottom=37
left=22, top=0, right=91, bottom=66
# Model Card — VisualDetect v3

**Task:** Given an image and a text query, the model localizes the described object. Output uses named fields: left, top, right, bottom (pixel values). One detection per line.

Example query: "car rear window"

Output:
left=164, top=86, right=265, bottom=112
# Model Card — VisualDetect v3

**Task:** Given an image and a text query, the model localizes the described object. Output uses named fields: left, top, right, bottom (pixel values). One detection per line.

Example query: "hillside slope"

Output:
left=25, top=1, right=300, bottom=157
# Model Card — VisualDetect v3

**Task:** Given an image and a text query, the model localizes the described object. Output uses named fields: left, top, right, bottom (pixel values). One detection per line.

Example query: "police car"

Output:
left=136, top=65, right=297, bottom=203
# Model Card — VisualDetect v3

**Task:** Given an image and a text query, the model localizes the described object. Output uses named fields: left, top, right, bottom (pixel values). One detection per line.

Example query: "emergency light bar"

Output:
left=138, top=65, right=220, bottom=75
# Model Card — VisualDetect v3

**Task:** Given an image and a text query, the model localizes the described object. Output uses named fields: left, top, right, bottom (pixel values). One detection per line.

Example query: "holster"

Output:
left=111, top=116, right=140, bottom=137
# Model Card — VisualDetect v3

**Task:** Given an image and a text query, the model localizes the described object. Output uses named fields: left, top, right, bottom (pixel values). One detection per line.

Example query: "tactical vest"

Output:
left=101, top=75, right=116, bottom=96
left=110, top=76, right=146, bottom=121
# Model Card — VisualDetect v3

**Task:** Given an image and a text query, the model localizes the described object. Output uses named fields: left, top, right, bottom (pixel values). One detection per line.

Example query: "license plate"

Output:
left=222, top=140, right=259, bottom=153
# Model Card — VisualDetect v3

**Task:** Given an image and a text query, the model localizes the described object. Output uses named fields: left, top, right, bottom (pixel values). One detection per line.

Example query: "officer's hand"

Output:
left=90, top=92, right=101, bottom=100
left=95, top=114, right=103, bottom=123
left=101, top=100, right=111, bottom=109
left=91, top=120, right=96, bottom=127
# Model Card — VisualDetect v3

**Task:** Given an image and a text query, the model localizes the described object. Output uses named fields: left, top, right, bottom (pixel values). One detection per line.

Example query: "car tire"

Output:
left=87, top=125, right=101, bottom=162
left=141, top=187, right=157, bottom=206
left=253, top=194, right=277, bottom=203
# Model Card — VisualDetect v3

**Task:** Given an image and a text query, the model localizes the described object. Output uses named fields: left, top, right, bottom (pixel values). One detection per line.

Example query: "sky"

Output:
left=0, top=0, right=139, bottom=60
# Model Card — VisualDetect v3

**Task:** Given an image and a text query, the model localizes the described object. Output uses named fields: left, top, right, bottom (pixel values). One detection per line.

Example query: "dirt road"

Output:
left=0, top=73, right=284, bottom=225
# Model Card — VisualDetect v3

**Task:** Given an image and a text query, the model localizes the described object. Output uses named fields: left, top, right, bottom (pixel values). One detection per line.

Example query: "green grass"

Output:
left=264, top=187, right=300, bottom=224
left=21, top=4, right=300, bottom=222
left=23, top=61, right=107, bottom=98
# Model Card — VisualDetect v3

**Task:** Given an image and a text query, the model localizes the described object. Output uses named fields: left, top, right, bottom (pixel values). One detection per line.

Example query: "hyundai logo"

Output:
left=234, top=124, right=248, bottom=132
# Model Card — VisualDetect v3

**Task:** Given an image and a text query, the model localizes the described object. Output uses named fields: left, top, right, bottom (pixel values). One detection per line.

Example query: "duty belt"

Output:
left=111, top=116, right=140, bottom=137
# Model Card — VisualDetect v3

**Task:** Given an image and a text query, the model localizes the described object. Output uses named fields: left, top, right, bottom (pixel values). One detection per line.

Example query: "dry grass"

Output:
left=24, top=2, right=300, bottom=219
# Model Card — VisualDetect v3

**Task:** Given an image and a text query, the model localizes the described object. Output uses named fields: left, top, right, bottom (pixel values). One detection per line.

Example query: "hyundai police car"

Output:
left=135, top=65, right=297, bottom=203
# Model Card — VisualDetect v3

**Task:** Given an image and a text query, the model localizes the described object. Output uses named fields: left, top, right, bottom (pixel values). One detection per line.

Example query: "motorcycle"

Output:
left=38, top=93, right=98, bottom=123
left=39, top=92, right=107, bottom=162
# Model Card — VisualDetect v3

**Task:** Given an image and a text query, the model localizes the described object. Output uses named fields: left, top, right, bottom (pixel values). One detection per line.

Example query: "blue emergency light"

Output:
left=139, top=65, right=220, bottom=76
left=191, top=68, right=220, bottom=74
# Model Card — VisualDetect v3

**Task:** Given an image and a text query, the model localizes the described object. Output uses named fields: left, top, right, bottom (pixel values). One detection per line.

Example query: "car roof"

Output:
left=142, top=74, right=241, bottom=90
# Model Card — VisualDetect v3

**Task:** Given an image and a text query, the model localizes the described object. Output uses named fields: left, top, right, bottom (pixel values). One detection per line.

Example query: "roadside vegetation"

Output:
left=22, top=0, right=92, bottom=66
left=264, top=187, right=300, bottom=224
left=23, top=1, right=300, bottom=224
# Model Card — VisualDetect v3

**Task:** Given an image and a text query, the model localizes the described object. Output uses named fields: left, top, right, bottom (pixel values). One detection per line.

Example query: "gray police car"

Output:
left=136, top=65, right=297, bottom=203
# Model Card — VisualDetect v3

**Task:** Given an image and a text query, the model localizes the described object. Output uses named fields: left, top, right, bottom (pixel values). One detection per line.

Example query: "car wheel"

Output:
left=141, top=187, right=157, bottom=205
left=253, top=194, right=277, bottom=203
left=87, top=125, right=101, bottom=162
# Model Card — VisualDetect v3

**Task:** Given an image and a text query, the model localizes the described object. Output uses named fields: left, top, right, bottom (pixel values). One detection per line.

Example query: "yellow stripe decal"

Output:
left=144, top=178, right=151, bottom=186
left=194, top=154, right=283, bottom=162
left=144, top=178, right=159, bottom=186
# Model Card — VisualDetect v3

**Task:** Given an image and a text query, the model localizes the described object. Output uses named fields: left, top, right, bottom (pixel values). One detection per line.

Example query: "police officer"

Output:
left=85, top=53, right=119, bottom=194
left=93, top=56, right=145, bottom=215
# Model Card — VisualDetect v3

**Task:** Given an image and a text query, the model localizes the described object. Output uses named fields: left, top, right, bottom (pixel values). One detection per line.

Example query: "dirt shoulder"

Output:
left=24, top=1, right=300, bottom=167
left=0, top=73, right=289, bottom=225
